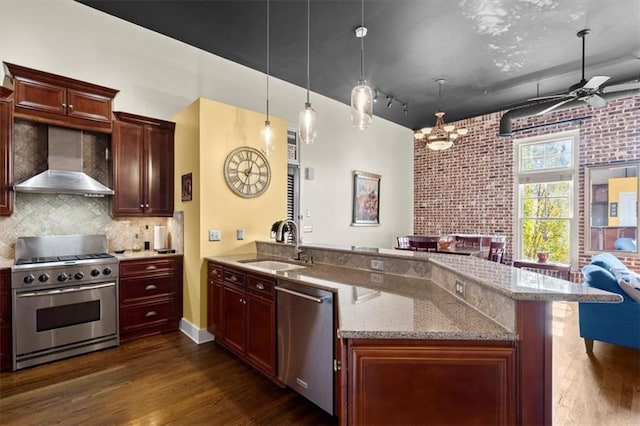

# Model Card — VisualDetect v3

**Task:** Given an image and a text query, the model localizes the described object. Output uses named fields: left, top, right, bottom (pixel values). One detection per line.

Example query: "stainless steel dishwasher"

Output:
left=276, top=280, right=334, bottom=415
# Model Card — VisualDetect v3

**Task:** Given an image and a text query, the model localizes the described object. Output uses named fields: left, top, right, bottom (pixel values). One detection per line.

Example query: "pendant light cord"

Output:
left=306, top=0, right=310, bottom=104
left=438, top=80, right=443, bottom=112
left=360, top=0, right=364, bottom=82
left=266, top=0, right=270, bottom=120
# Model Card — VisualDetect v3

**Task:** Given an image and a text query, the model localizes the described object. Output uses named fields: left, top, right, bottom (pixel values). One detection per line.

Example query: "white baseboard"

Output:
left=179, top=318, right=215, bottom=344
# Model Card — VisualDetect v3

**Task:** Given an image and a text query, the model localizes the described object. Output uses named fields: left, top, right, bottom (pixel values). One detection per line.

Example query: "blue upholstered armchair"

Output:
left=578, top=253, right=640, bottom=352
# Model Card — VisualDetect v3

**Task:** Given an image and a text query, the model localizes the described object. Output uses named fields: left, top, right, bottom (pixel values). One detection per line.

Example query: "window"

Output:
left=515, top=131, right=578, bottom=265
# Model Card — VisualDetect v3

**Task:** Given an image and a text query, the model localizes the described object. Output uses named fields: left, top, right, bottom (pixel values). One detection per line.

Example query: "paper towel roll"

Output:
left=154, top=226, right=167, bottom=250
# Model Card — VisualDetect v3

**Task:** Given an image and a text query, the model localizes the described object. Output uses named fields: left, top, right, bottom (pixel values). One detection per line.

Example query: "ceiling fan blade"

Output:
left=583, top=94, right=607, bottom=109
left=582, top=75, right=610, bottom=90
left=601, top=81, right=640, bottom=93
left=528, top=94, right=570, bottom=102
left=535, top=98, right=576, bottom=116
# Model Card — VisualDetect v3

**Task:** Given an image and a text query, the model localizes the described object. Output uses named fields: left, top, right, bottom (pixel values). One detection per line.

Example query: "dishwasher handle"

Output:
left=275, top=286, right=327, bottom=304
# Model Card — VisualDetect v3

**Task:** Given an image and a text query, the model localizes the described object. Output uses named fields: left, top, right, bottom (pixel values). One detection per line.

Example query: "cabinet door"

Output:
left=0, top=98, right=13, bottom=216
left=0, top=268, right=11, bottom=371
left=144, top=125, right=174, bottom=216
left=245, top=292, right=276, bottom=375
left=67, top=89, right=112, bottom=124
left=349, top=342, right=516, bottom=426
left=222, top=285, right=245, bottom=355
left=208, top=279, right=223, bottom=338
left=13, top=77, right=67, bottom=117
left=112, top=121, right=145, bottom=216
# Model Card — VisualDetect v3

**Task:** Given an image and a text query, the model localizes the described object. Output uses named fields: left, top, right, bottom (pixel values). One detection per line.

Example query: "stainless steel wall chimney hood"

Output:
left=14, top=127, right=114, bottom=196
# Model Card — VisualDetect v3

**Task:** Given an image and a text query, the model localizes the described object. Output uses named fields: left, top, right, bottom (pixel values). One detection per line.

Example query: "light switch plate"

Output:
left=236, top=229, right=244, bottom=240
left=209, top=229, right=221, bottom=241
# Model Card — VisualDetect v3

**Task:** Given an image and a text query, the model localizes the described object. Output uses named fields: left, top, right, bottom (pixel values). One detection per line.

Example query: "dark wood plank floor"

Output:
left=1, top=302, right=638, bottom=425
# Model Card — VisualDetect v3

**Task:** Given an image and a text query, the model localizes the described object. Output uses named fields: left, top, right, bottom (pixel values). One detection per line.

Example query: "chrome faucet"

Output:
left=277, top=219, right=303, bottom=260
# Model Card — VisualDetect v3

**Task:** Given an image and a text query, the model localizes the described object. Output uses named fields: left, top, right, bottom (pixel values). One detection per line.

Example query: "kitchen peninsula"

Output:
left=207, top=241, right=620, bottom=426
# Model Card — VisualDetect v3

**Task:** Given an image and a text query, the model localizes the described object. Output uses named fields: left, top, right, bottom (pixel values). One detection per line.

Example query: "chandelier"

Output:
left=414, top=79, right=468, bottom=151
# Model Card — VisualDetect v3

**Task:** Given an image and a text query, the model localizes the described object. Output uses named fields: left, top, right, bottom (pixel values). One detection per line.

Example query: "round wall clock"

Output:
left=223, top=146, right=271, bottom=198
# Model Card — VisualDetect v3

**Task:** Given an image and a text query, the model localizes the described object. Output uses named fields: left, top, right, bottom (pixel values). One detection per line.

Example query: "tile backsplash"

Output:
left=0, top=193, right=183, bottom=259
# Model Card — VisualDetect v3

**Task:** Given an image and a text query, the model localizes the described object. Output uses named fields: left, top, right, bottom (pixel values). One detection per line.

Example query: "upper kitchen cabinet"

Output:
left=3, top=62, right=118, bottom=133
left=0, top=87, right=13, bottom=216
left=112, top=112, right=175, bottom=217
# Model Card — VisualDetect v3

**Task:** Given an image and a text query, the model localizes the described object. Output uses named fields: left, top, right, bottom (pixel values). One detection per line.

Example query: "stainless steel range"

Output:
left=11, top=234, right=119, bottom=370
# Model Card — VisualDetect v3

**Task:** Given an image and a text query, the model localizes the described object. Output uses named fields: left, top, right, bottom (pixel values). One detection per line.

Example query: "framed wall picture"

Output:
left=181, top=172, right=193, bottom=202
left=352, top=170, right=380, bottom=226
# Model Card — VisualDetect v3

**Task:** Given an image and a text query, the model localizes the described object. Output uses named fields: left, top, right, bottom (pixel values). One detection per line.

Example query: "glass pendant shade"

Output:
left=298, top=102, right=317, bottom=144
left=427, top=139, right=453, bottom=151
left=262, top=120, right=273, bottom=155
left=350, top=81, right=373, bottom=129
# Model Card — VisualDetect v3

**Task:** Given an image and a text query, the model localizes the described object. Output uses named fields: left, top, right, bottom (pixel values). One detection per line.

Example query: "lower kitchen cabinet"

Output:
left=0, top=268, right=11, bottom=371
left=207, top=261, right=276, bottom=378
left=119, top=256, right=183, bottom=342
left=347, top=339, right=516, bottom=425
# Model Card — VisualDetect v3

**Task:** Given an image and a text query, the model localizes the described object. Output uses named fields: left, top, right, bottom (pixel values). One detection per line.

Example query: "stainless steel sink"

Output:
left=241, top=260, right=306, bottom=272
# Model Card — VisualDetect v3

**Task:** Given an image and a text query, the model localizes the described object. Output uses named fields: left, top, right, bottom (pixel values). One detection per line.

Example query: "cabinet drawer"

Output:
left=247, top=274, right=275, bottom=299
left=208, top=263, right=223, bottom=280
left=120, top=299, right=173, bottom=330
left=120, top=276, right=175, bottom=303
left=120, top=258, right=176, bottom=277
left=223, top=268, right=245, bottom=288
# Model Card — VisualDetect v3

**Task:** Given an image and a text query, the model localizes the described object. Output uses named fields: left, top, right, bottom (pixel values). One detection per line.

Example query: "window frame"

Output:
left=513, top=130, right=579, bottom=267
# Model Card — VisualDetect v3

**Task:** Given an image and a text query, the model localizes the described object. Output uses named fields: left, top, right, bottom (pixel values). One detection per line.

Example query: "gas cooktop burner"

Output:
left=15, top=253, right=114, bottom=265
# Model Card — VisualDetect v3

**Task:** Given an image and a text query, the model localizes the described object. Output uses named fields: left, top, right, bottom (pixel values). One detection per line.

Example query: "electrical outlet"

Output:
left=370, top=273, right=383, bottom=284
left=236, top=229, right=244, bottom=240
left=455, top=279, right=465, bottom=297
left=209, top=229, right=221, bottom=241
left=370, top=259, right=384, bottom=271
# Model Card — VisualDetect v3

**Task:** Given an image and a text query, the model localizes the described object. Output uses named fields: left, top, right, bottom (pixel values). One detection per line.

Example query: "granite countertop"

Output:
left=114, top=251, right=182, bottom=261
left=206, top=254, right=515, bottom=341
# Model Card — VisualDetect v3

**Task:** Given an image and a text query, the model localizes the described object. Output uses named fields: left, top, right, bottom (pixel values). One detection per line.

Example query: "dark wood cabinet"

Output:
left=119, top=256, right=183, bottom=342
left=3, top=62, right=118, bottom=133
left=347, top=339, right=516, bottom=426
left=0, top=268, right=11, bottom=371
left=0, top=88, right=13, bottom=216
left=207, top=261, right=277, bottom=378
left=112, top=112, right=175, bottom=217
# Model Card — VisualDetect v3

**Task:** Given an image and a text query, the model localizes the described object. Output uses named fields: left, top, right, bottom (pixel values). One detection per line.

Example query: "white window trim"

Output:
left=513, top=130, right=580, bottom=268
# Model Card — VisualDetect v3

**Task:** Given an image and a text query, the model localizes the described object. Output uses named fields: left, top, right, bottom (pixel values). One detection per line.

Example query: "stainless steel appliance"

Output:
left=11, top=234, right=119, bottom=370
left=276, top=281, right=334, bottom=415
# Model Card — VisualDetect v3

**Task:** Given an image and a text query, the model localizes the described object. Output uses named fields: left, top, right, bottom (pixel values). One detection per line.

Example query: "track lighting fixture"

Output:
left=386, top=96, right=393, bottom=108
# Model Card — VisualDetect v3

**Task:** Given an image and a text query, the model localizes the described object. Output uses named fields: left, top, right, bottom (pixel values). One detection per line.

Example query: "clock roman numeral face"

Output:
left=223, top=146, right=272, bottom=198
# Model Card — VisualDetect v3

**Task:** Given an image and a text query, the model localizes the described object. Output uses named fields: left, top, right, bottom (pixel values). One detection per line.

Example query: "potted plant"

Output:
left=271, top=221, right=290, bottom=242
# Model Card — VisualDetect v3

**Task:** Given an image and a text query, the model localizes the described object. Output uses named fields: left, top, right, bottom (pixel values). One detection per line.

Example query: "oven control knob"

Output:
left=57, top=273, right=68, bottom=282
left=74, top=272, right=84, bottom=280
left=103, top=267, right=112, bottom=276
left=38, top=273, right=49, bottom=283
left=23, top=275, right=35, bottom=284
left=91, top=269, right=100, bottom=277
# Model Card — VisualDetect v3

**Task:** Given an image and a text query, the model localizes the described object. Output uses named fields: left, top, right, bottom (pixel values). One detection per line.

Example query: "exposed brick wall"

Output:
left=414, top=95, right=640, bottom=276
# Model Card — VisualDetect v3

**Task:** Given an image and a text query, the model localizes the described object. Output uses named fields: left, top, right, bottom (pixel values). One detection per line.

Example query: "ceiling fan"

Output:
left=529, top=28, right=640, bottom=116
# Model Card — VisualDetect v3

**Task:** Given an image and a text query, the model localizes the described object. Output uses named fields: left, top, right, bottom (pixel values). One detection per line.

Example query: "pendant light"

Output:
left=261, top=0, right=274, bottom=155
left=350, top=0, right=373, bottom=129
left=298, top=0, right=317, bottom=144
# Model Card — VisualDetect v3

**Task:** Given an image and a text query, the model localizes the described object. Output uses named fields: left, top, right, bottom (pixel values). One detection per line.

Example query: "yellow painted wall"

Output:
left=173, top=98, right=287, bottom=328
left=608, top=177, right=638, bottom=226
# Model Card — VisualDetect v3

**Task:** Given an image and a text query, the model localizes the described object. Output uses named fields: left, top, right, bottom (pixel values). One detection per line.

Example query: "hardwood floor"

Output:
left=0, top=302, right=637, bottom=425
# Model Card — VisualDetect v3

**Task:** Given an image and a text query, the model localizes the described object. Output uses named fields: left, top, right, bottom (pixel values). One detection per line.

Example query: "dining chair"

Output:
left=513, top=260, right=572, bottom=281
left=488, top=241, right=505, bottom=263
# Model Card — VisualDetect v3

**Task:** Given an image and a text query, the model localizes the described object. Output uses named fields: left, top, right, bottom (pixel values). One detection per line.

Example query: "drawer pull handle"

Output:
left=145, top=284, right=157, bottom=291
left=146, top=265, right=157, bottom=270
left=145, top=311, right=157, bottom=318
left=256, top=283, right=265, bottom=290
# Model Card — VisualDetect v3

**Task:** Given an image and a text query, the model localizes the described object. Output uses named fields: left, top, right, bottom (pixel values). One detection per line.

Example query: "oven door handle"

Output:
left=16, top=282, right=116, bottom=298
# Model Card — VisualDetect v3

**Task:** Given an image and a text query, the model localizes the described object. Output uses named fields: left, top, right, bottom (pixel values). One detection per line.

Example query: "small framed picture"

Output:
left=352, top=170, right=380, bottom=226
left=181, top=173, right=193, bottom=202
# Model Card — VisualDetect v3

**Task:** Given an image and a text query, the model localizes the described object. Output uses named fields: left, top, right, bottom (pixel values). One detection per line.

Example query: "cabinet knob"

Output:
left=145, top=311, right=157, bottom=318
left=146, top=204, right=150, bottom=208
left=145, top=284, right=157, bottom=291
left=256, top=283, right=265, bottom=290
left=244, top=300, right=247, bottom=304
left=68, top=104, right=73, bottom=110
left=140, top=204, right=144, bottom=208
left=230, top=275, right=237, bottom=282
left=61, top=103, right=66, bottom=107
left=239, top=298, right=243, bottom=303
left=212, top=269, right=218, bottom=275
